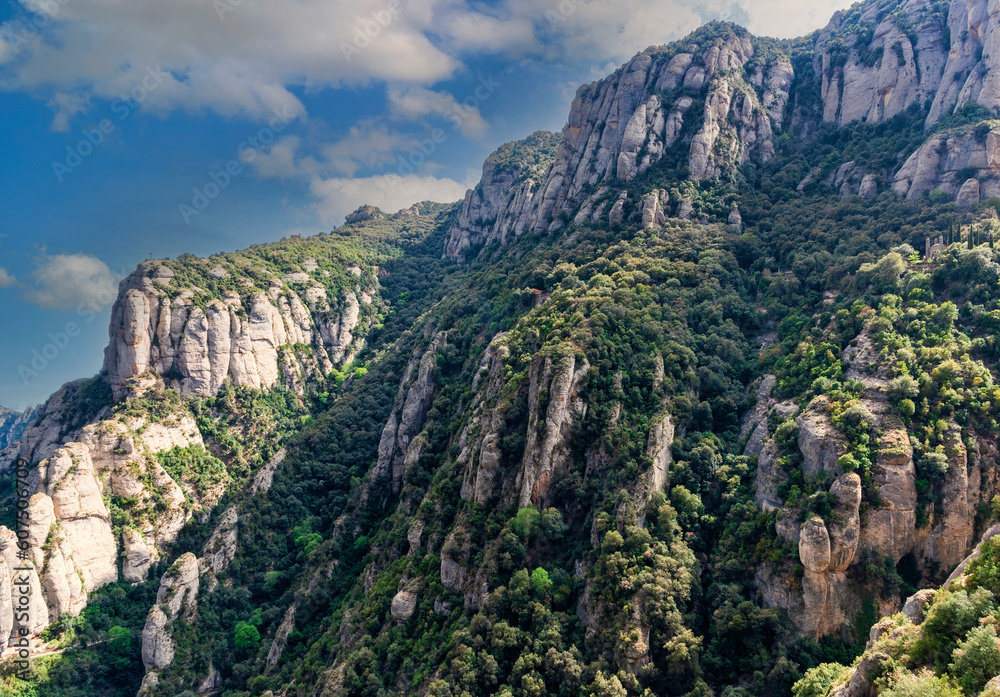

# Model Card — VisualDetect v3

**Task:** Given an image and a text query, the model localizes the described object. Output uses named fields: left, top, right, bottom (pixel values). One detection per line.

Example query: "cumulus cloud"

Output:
left=246, top=136, right=320, bottom=180
left=0, top=268, right=16, bottom=288
left=46, top=91, right=90, bottom=132
left=246, top=120, right=417, bottom=181
left=23, top=253, right=118, bottom=311
left=310, top=173, right=472, bottom=225
left=0, top=0, right=843, bottom=130
left=0, top=0, right=459, bottom=124
left=322, top=121, right=414, bottom=176
left=388, top=86, right=490, bottom=139
left=739, top=0, right=854, bottom=37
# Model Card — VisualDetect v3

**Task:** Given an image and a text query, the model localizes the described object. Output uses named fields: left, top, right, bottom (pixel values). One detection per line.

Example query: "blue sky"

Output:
left=0, top=0, right=855, bottom=410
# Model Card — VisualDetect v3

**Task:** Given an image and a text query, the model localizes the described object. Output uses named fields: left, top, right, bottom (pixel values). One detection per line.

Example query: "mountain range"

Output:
left=5, top=0, right=1000, bottom=696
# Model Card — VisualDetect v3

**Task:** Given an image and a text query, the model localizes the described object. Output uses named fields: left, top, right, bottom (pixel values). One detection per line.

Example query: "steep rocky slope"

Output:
left=9, top=1, right=1000, bottom=697
left=0, top=405, right=35, bottom=454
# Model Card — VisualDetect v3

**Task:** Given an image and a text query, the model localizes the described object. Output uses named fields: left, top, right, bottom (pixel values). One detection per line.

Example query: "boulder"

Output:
left=902, top=589, right=936, bottom=625
left=390, top=590, right=418, bottom=622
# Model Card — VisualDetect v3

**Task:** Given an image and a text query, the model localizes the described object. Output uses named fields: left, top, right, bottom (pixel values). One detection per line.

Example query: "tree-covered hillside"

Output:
left=7, top=2, right=1000, bottom=696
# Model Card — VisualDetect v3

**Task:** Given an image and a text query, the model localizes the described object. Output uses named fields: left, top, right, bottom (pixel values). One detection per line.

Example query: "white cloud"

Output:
left=23, top=253, right=118, bottom=311
left=388, top=86, right=489, bottom=139
left=247, top=136, right=320, bottom=179
left=0, top=0, right=460, bottom=124
left=246, top=121, right=415, bottom=181
left=46, top=91, right=90, bottom=132
left=0, top=268, right=16, bottom=288
left=322, top=121, right=413, bottom=176
left=0, top=0, right=839, bottom=131
left=439, top=12, right=536, bottom=52
left=310, top=173, right=472, bottom=225
left=739, top=0, right=854, bottom=37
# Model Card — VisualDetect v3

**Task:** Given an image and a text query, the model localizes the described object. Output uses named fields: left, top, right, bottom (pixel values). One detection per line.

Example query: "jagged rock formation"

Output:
left=816, top=0, right=949, bottom=126
left=816, top=0, right=1000, bottom=129
left=458, top=333, right=511, bottom=505
left=199, top=507, right=238, bottom=584
left=444, top=132, right=562, bottom=261
left=0, top=405, right=36, bottom=454
left=752, top=326, right=986, bottom=639
left=104, top=259, right=373, bottom=399
left=893, top=123, right=1000, bottom=201
left=374, top=334, right=442, bottom=493
left=444, top=24, right=792, bottom=259
left=516, top=351, right=589, bottom=508
left=0, top=406, right=207, bottom=625
left=344, top=205, right=385, bottom=224
left=442, top=0, right=1000, bottom=265
left=140, top=553, right=200, bottom=691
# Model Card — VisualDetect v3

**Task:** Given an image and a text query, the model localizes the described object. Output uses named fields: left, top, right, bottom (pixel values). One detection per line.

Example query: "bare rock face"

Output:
left=608, top=192, right=628, bottom=225
left=199, top=507, right=238, bottom=578
left=0, top=527, right=47, bottom=637
left=440, top=531, right=469, bottom=592
left=641, top=189, right=669, bottom=229
left=375, top=335, right=441, bottom=492
left=443, top=132, right=562, bottom=261
left=390, top=589, right=418, bottom=622
left=815, top=0, right=1000, bottom=130
left=893, top=125, right=1000, bottom=200
left=919, top=424, right=974, bottom=569
left=104, top=261, right=371, bottom=399
left=265, top=605, right=296, bottom=673
left=859, top=173, right=878, bottom=199
left=861, top=421, right=917, bottom=563
left=957, top=176, right=982, bottom=210
left=20, top=406, right=212, bottom=628
left=829, top=651, right=890, bottom=697
left=444, top=24, right=791, bottom=260
left=828, top=473, right=862, bottom=572
left=902, top=588, right=936, bottom=624
left=122, top=528, right=152, bottom=584
left=141, top=552, right=200, bottom=673
left=727, top=203, right=743, bottom=231
left=344, top=205, right=384, bottom=224
left=817, top=0, right=946, bottom=127
left=644, top=413, right=675, bottom=502
left=797, top=399, right=847, bottom=478
left=251, top=447, right=286, bottom=496
left=30, top=444, right=117, bottom=622
left=516, top=351, right=590, bottom=507
left=141, top=606, right=174, bottom=671
left=459, top=333, right=511, bottom=505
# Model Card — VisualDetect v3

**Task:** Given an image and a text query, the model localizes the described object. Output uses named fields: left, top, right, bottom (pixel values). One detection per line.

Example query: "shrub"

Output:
left=792, top=663, right=844, bottom=697
left=948, top=624, right=1000, bottom=694
left=881, top=671, right=962, bottom=697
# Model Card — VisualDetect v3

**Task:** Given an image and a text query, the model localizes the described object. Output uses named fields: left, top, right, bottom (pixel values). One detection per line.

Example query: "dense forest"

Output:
left=6, top=1, right=1000, bottom=696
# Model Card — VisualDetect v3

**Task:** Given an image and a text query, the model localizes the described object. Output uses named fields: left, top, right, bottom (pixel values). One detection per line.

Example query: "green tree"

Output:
left=948, top=624, right=1000, bottom=694
left=792, top=663, right=844, bottom=697
left=235, top=620, right=261, bottom=653
left=530, top=567, right=552, bottom=596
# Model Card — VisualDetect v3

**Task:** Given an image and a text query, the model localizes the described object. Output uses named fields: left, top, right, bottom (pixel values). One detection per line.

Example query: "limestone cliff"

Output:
left=752, top=325, right=987, bottom=639
left=893, top=122, right=1000, bottom=204
left=444, top=23, right=793, bottom=259
left=104, top=255, right=376, bottom=399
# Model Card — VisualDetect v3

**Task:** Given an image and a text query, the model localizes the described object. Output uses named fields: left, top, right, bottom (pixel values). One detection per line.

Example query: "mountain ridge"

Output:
left=5, top=1, right=1000, bottom=696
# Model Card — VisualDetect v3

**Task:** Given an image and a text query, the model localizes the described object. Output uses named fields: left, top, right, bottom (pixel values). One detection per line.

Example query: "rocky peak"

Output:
left=344, top=205, right=385, bottom=224
left=103, top=250, right=375, bottom=399
left=816, top=0, right=1000, bottom=129
left=444, top=23, right=794, bottom=260
left=0, top=404, right=36, bottom=453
